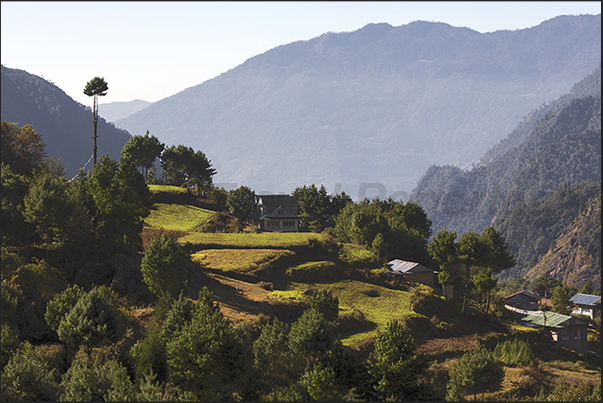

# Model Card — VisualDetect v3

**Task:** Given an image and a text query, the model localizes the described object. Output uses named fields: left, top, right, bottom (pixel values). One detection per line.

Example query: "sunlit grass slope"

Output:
left=178, top=232, right=325, bottom=248
left=192, top=249, right=294, bottom=274
left=144, top=203, right=214, bottom=232
left=148, top=184, right=189, bottom=194
left=287, top=280, right=414, bottom=347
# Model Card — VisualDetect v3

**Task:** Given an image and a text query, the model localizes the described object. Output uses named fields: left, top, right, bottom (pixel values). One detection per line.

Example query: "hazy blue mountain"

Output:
left=1, top=65, right=132, bottom=178
left=98, top=99, right=152, bottom=123
left=115, top=15, right=601, bottom=197
left=411, top=66, right=601, bottom=280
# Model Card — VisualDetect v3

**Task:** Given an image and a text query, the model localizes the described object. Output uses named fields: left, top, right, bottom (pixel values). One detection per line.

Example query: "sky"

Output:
left=2, top=1, right=601, bottom=106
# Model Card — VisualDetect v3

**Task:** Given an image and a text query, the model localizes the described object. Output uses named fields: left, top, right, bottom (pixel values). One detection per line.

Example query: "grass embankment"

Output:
left=144, top=203, right=215, bottom=231
left=178, top=232, right=325, bottom=248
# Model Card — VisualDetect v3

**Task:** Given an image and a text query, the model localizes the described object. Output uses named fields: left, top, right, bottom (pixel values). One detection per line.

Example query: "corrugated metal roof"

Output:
left=570, top=293, right=601, bottom=307
left=386, top=259, right=436, bottom=274
left=515, top=312, right=586, bottom=329
left=387, top=259, right=419, bottom=273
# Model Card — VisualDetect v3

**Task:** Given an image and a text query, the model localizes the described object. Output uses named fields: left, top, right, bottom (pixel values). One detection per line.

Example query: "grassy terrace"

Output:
left=286, top=280, right=414, bottom=347
left=178, top=231, right=326, bottom=248
left=148, top=184, right=189, bottom=194
left=192, top=249, right=294, bottom=274
left=143, top=203, right=215, bottom=232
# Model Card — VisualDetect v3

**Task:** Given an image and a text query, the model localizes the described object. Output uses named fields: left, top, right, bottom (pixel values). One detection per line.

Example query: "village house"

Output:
left=251, top=194, right=300, bottom=232
left=504, top=290, right=541, bottom=312
left=514, top=311, right=589, bottom=355
left=386, top=259, right=438, bottom=288
left=569, top=293, right=601, bottom=320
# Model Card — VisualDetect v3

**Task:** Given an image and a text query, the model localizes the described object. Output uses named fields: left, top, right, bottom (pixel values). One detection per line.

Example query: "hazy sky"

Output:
left=2, top=1, right=600, bottom=106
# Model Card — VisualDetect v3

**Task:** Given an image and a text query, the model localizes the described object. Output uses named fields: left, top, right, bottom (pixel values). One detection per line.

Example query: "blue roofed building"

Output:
left=570, top=293, right=601, bottom=319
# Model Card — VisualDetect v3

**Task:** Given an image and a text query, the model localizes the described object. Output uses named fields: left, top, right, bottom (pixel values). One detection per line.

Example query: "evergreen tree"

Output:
left=140, top=235, right=191, bottom=299
left=446, top=348, right=504, bottom=401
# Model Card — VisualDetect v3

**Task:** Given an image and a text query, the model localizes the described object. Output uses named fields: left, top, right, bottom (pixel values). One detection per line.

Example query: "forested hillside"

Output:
left=115, top=15, right=601, bottom=196
left=411, top=67, right=601, bottom=289
left=1, top=65, right=132, bottom=177
left=525, top=190, right=601, bottom=287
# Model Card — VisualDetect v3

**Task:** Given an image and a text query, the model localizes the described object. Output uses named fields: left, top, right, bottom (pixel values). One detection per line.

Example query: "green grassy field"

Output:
left=148, top=184, right=189, bottom=194
left=143, top=203, right=215, bottom=231
left=178, top=231, right=325, bottom=248
left=286, top=280, right=415, bottom=347
left=192, top=248, right=294, bottom=274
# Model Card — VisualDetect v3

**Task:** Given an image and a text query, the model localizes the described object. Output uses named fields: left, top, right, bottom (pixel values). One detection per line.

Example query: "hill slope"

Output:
left=411, top=67, right=601, bottom=234
left=98, top=99, right=152, bottom=122
left=115, top=15, right=601, bottom=196
left=525, top=190, right=601, bottom=289
left=1, top=65, right=132, bottom=178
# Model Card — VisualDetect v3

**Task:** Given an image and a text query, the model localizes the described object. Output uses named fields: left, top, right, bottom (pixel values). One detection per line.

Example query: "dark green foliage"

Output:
left=300, top=363, right=347, bottom=401
left=141, top=235, right=191, bottom=298
left=56, top=285, right=127, bottom=351
left=308, top=289, right=339, bottom=323
left=23, top=169, right=92, bottom=248
left=446, top=348, right=504, bottom=401
left=59, top=353, right=137, bottom=401
left=293, top=184, right=352, bottom=232
left=493, top=338, right=536, bottom=367
left=252, top=317, right=300, bottom=398
left=0, top=324, right=21, bottom=371
left=129, top=295, right=172, bottom=384
left=0, top=347, right=60, bottom=401
left=88, top=155, right=153, bottom=251
left=368, top=319, right=428, bottom=401
left=226, top=185, right=256, bottom=222
left=4, top=258, right=66, bottom=341
left=288, top=308, right=334, bottom=363
left=165, top=287, right=250, bottom=400
left=121, top=130, right=165, bottom=179
left=45, top=284, right=86, bottom=332
left=160, top=144, right=216, bottom=190
left=551, top=284, right=577, bottom=315
left=333, top=197, right=432, bottom=263
left=1, top=163, right=32, bottom=245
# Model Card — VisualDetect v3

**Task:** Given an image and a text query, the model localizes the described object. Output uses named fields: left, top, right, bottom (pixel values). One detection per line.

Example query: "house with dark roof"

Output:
left=252, top=194, right=300, bottom=232
left=514, top=311, right=589, bottom=354
left=386, top=259, right=438, bottom=288
left=570, top=293, right=601, bottom=319
left=504, top=290, right=541, bottom=312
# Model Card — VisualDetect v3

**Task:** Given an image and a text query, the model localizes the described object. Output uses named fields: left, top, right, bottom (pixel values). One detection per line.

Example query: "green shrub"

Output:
left=493, top=338, right=536, bottom=367
left=1, top=347, right=60, bottom=401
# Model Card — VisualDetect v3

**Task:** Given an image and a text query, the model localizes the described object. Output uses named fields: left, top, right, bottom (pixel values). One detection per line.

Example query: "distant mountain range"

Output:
left=114, top=14, right=601, bottom=197
left=1, top=65, right=131, bottom=177
left=98, top=99, right=152, bottom=123
left=411, top=66, right=601, bottom=289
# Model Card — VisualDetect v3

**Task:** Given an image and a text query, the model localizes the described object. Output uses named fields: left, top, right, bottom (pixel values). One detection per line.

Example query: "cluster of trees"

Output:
left=333, top=197, right=432, bottom=264
left=120, top=131, right=216, bottom=190
left=2, top=286, right=440, bottom=401
left=428, top=226, right=516, bottom=313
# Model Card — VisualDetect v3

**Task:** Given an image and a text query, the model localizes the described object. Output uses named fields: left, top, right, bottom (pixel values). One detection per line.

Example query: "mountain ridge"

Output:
left=115, top=14, right=601, bottom=196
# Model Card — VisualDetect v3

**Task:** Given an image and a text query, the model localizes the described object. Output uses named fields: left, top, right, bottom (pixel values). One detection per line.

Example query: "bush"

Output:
left=0, top=347, right=60, bottom=401
left=493, top=338, right=536, bottom=367
left=59, top=353, right=137, bottom=401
